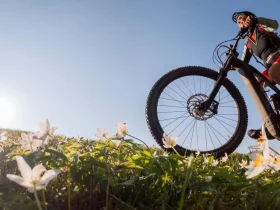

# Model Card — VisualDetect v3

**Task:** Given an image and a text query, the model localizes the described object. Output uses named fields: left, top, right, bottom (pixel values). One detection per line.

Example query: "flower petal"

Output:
left=246, top=166, right=266, bottom=179
left=32, top=139, right=43, bottom=147
left=34, top=184, right=46, bottom=192
left=6, top=174, right=33, bottom=189
left=31, top=164, right=46, bottom=181
left=40, top=169, right=61, bottom=185
left=27, top=187, right=35, bottom=193
left=15, top=156, right=32, bottom=182
left=21, top=133, right=29, bottom=143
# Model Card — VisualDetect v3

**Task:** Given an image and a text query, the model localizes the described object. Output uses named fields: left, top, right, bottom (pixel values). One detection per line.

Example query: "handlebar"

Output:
left=212, top=27, right=249, bottom=67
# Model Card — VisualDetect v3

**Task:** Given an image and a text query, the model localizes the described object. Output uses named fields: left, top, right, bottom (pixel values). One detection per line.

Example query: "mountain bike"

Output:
left=145, top=28, right=280, bottom=158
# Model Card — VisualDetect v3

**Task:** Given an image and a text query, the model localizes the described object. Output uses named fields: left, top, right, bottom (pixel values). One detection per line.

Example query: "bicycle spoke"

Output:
left=163, top=113, right=190, bottom=129
left=213, top=116, right=234, bottom=134
left=200, top=76, right=202, bottom=94
left=173, top=81, right=190, bottom=99
left=158, top=105, right=187, bottom=109
left=196, top=120, right=199, bottom=151
left=181, top=120, right=196, bottom=146
left=177, top=118, right=195, bottom=137
left=213, top=116, right=236, bottom=129
left=159, top=97, right=186, bottom=104
left=167, top=115, right=192, bottom=135
left=167, top=86, right=188, bottom=101
left=219, top=105, right=237, bottom=108
left=158, top=111, right=187, bottom=113
left=193, top=76, right=196, bottom=94
left=159, top=114, right=189, bottom=122
left=189, top=120, right=196, bottom=149
left=181, top=77, right=194, bottom=95
left=204, top=122, right=208, bottom=151
left=205, top=122, right=216, bottom=149
left=205, top=121, right=226, bottom=145
left=219, top=100, right=235, bottom=104
left=162, top=91, right=186, bottom=107
left=220, top=93, right=231, bottom=101
left=216, top=115, right=238, bottom=122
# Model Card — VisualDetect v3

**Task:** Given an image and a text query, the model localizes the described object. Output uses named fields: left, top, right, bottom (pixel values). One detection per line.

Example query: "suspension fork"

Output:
left=199, top=67, right=230, bottom=113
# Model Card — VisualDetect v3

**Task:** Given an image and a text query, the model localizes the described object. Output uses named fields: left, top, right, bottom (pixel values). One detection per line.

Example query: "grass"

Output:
left=1, top=127, right=280, bottom=210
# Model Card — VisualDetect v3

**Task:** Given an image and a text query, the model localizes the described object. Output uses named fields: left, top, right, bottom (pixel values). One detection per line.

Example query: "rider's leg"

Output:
left=247, top=56, right=280, bottom=140
left=268, top=62, right=280, bottom=84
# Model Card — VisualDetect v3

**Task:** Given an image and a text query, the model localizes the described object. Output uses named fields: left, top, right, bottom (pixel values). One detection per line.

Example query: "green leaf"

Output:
left=131, top=155, right=148, bottom=161
left=142, top=150, right=153, bottom=158
left=123, top=139, right=135, bottom=144
left=212, top=169, right=236, bottom=183
left=116, top=176, right=140, bottom=186
left=0, top=197, right=5, bottom=207
left=114, top=162, right=144, bottom=170
left=44, top=148, right=69, bottom=163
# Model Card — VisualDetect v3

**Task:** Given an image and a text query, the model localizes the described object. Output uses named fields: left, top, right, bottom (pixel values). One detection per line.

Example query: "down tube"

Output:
left=237, top=65, right=280, bottom=139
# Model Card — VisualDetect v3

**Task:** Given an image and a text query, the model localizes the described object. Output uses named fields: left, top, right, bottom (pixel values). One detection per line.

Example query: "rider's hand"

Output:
left=243, top=16, right=253, bottom=27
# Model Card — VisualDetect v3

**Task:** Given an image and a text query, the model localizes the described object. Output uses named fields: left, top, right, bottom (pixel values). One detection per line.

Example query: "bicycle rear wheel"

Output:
left=145, top=66, right=248, bottom=158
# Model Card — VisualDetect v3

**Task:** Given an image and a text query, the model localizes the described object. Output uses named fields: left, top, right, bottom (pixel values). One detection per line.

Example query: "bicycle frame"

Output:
left=200, top=32, right=280, bottom=140
left=234, top=61, right=280, bottom=140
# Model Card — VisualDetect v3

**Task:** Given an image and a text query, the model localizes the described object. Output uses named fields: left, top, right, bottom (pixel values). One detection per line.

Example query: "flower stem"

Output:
left=42, top=189, right=47, bottom=210
left=68, top=184, right=71, bottom=210
left=127, top=134, right=152, bottom=154
left=67, top=166, right=71, bottom=210
left=34, top=189, right=43, bottom=210
left=106, top=179, right=110, bottom=209
left=172, top=147, right=180, bottom=155
left=178, top=156, right=193, bottom=210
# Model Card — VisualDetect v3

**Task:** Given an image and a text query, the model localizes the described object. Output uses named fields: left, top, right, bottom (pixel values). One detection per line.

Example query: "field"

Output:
left=0, top=119, right=280, bottom=210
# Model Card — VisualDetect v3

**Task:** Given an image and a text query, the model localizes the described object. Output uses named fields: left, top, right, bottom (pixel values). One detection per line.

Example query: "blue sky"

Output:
left=0, top=0, right=280, bottom=154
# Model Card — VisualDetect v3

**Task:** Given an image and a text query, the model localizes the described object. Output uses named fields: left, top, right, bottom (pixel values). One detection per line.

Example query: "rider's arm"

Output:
left=254, top=17, right=279, bottom=31
left=241, top=41, right=252, bottom=63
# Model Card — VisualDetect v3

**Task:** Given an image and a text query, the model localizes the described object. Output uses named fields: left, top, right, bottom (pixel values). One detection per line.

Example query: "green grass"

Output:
left=1, top=128, right=280, bottom=210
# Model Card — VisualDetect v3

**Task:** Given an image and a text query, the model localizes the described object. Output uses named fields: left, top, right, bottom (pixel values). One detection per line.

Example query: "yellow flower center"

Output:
left=257, top=136, right=266, bottom=143
left=275, top=158, right=280, bottom=165
left=253, top=153, right=264, bottom=167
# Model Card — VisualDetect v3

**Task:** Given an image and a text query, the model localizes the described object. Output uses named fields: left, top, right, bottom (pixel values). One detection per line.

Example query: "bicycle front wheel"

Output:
left=145, top=66, right=248, bottom=158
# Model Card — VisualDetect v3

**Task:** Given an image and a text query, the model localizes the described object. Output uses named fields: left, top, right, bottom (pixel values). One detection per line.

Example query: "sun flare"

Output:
left=0, top=97, right=14, bottom=127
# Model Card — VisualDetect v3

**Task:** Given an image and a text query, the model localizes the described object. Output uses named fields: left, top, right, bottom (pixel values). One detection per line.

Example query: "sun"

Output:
left=0, top=97, right=14, bottom=127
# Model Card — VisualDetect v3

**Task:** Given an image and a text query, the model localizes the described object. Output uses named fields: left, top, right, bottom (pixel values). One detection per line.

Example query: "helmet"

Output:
left=232, top=11, right=256, bottom=23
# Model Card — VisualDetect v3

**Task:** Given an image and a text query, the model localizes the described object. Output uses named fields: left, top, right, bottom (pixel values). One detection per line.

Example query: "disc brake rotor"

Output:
left=187, top=93, right=216, bottom=120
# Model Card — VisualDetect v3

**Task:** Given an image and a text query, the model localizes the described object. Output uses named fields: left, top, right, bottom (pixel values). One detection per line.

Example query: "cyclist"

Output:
left=232, top=11, right=280, bottom=139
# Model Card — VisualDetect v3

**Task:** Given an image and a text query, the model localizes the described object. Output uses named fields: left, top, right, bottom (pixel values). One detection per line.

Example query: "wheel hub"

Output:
left=187, top=93, right=215, bottom=120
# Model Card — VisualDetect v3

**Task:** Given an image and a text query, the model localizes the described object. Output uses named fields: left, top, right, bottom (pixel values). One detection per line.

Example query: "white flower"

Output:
left=6, top=156, right=61, bottom=193
left=20, top=133, right=43, bottom=151
left=162, top=133, right=177, bottom=148
left=195, top=150, right=200, bottom=156
left=162, top=152, right=169, bottom=156
left=248, top=135, right=268, bottom=151
left=95, top=128, right=108, bottom=140
left=239, top=159, right=248, bottom=168
left=114, top=140, right=122, bottom=148
left=221, top=153, right=228, bottom=162
left=272, top=157, right=280, bottom=171
left=245, top=152, right=270, bottom=179
left=204, top=156, right=209, bottom=164
left=116, top=122, right=128, bottom=138
left=38, top=119, right=57, bottom=139
left=212, top=159, right=219, bottom=166
left=205, top=176, right=212, bottom=182
left=245, top=124, right=271, bottom=179
left=76, top=136, right=81, bottom=142
left=0, top=130, right=7, bottom=142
